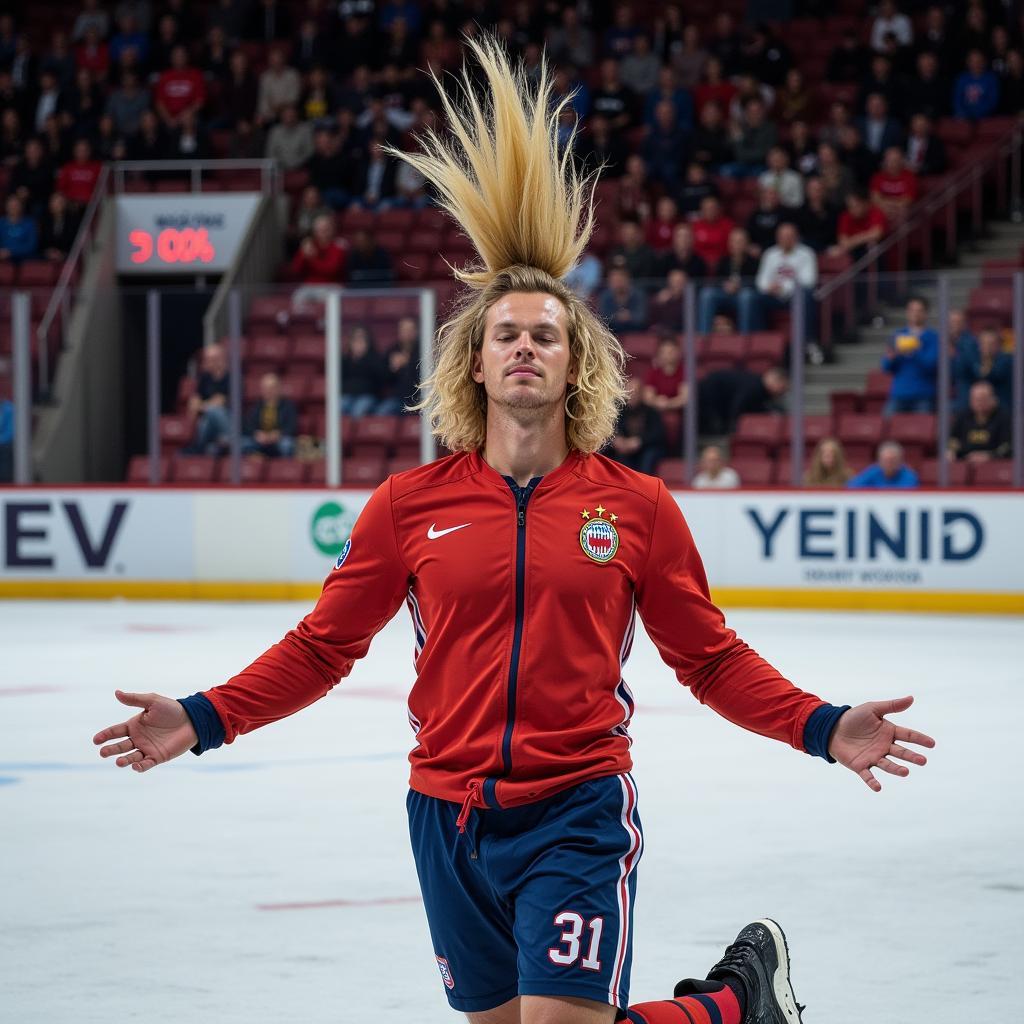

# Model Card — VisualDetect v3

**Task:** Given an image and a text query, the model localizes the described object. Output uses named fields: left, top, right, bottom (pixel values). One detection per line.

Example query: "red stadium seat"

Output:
left=917, top=459, right=970, bottom=486
left=967, top=287, right=1012, bottom=325
left=290, top=333, right=324, bottom=365
left=395, top=415, right=423, bottom=450
left=344, top=454, right=387, bottom=485
left=971, top=460, right=1015, bottom=487
left=656, top=458, right=688, bottom=487
left=17, top=261, right=60, bottom=287
left=886, top=413, right=937, bottom=455
left=731, top=413, right=785, bottom=459
left=248, top=335, right=290, bottom=365
left=704, top=334, right=747, bottom=366
left=352, top=415, right=400, bottom=451
left=387, top=455, right=422, bottom=476
left=216, top=456, right=267, bottom=484
left=159, top=414, right=194, bottom=451
left=620, top=332, right=660, bottom=359
left=171, top=456, right=218, bottom=483
left=265, top=459, right=308, bottom=485
left=730, top=458, right=776, bottom=487
left=746, top=332, right=786, bottom=367
left=830, top=391, right=863, bottom=418
left=838, top=413, right=884, bottom=464
left=126, top=455, right=169, bottom=483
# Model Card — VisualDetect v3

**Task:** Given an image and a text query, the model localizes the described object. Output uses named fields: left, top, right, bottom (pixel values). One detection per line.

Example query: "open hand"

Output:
left=829, top=696, right=935, bottom=792
left=93, top=690, right=198, bottom=773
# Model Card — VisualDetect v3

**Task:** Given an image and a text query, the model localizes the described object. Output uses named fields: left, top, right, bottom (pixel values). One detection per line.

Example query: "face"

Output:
left=820, top=441, right=838, bottom=470
left=701, top=197, right=720, bottom=221
left=657, top=197, right=677, bottom=222
left=6, top=195, right=20, bottom=219
left=867, top=94, right=886, bottom=119
left=657, top=340, right=680, bottom=368
left=473, top=292, right=576, bottom=415
left=728, top=228, right=747, bottom=255
left=883, top=148, right=903, bottom=174
left=969, top=382, right=995, bottom=416
left=911, top=115, right=929, bottom=137
left=777, top=223, right=797, bottom=250
left=204, top=345, right=226, bottom=376
left=701, top=447, right=723, bottom=473
left=672, top=224, right=692, bottom=251
left=979, top=330, right=1000, bottom=358
left=397, top=317, right=417, bottom=345
left=949, top=310, right=965, bottom=336
left=350, top=330, right=369, bottom=357
left=312, top=215, right=334, bottom=245
left=260, top=374, right=280, bottom=402
left=907, top=300, right=926, bottom=327
left=968, top=51, right=985, bottom=76
left=879, top=445, right=902, bottom=476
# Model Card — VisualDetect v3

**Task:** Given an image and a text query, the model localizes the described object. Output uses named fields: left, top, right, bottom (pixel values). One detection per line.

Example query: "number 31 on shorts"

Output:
left=547, top=911, right=604, bottom=971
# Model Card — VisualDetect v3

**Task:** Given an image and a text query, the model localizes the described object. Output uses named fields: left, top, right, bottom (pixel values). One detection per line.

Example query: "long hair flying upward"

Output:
left=387, top=36, right=628, bottom=454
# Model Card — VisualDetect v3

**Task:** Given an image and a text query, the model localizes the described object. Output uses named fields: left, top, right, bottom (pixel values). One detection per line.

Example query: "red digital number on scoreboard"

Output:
left=129, top=228, right=216, bottom=265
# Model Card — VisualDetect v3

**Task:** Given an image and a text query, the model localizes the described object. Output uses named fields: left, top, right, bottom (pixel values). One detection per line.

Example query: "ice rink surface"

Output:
left=1, top=599, right=1020, bottom=1023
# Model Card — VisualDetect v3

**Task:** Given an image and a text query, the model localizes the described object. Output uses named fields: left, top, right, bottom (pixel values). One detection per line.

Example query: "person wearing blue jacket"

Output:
left=952, top=325, right=1014, bottom=410
left=953, top=51, right=1001, bottom=121
left=882, top=297, right=939, bottom=413
left=0, top=398, right=13, bottom=483
left=0, top=195, right=38, bottom=264
left=848, top=441, right=920, bottom=489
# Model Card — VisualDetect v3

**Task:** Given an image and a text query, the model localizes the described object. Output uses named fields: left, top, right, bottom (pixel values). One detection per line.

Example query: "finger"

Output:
left=115, top=690, right=155, bottom=710
left=890, top=743, right=928, bottom=766
left=93, top=723, right=130, bottom=744
left=115, top=749, right=146, bottom=768
left=875, top=756, right=909, bottom=777
left=99, top=739, right=135, bottom=758
left=893, top=726, right=936, bottom=748
left=132, top=757, right=158, bottom=773
left=871, top=695, right=914, bottom=717
left=858, top=767, right=881, bottom=792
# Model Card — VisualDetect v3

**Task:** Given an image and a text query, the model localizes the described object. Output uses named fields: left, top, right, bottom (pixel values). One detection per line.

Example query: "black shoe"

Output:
left=699, top=919, right=805, bottom=1023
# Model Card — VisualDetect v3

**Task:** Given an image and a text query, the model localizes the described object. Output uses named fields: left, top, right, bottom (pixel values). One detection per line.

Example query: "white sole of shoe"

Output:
left=756, top=918, right=804, bottom=1023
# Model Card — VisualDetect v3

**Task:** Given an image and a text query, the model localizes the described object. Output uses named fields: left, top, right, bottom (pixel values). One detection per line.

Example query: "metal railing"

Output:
left=816, top=119, right=1024, bottom=348
left=111, top=159, right=281, bottom=196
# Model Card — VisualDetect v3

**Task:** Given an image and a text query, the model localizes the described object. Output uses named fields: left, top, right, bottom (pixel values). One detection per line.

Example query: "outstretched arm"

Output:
left=828, top=695, right=935, bottom=792
left=93, top=690, right=198, bottom=772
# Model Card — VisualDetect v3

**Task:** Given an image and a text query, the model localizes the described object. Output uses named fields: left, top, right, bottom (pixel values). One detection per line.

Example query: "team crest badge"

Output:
left=579, top=503, right=620, bottom=563
left=436, top=955, right=455, bottom=990
left=333, top=538, right=351, bottom=569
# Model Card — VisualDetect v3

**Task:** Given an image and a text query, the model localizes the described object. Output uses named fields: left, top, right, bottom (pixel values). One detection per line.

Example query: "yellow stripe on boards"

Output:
left=0, top=581, right=1022, bottom=615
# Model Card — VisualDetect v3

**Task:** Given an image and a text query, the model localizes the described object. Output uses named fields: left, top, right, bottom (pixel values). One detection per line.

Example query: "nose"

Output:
left=513, top=332, right=536, bottom=358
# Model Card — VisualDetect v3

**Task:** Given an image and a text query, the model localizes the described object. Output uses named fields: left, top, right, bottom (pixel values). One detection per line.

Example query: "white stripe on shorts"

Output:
left=608, top=773, right=643, bottom=1007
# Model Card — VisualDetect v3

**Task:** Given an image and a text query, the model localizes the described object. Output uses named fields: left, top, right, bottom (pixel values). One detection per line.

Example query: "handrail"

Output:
left=816, top=119, right=1024, bottom=307
left=34, top=163, right=111, bottom=396
left=111, top=159, right=281, bottom=196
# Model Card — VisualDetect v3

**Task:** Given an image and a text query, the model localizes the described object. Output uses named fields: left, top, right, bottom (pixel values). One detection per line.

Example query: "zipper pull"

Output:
left=517, top=504, right=525, bottom=528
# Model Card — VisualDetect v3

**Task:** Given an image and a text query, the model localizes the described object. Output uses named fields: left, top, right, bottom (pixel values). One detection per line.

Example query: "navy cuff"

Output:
left=178, top=693, right=226, bottom=755
left=803, top=703, right=851, bottom=763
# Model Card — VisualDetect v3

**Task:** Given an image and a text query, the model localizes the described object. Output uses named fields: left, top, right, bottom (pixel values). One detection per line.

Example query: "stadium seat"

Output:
left=830, top=391, right=863, bottom=418
left=171, top=456, right=218, bottom=483
left=126, top=454, right=169, bottom=483
left=344, top=454, right=387, bottom=485
left=290, top=333, right=324, bottom=365
left=265, top=459, right=308, bottom=485
left=656, top=458, right=687, bottom=487
left=971, top=460, right=1015, bottom=487
left=917, top=459, right=970, bottom=486
left=886, top=413, right=937, bottom=456
left=731, top=458, right=775, bottom=487
left=395, top=415, right=423, bottom=450
left=17, top=261, right=60, bottom=287
left=620, top=332, right=660, bottom=359
left=731, top=413, right=784, bottom=459
left=387, top=455, right=422, bottom=476
left=837, top=413, right=884, bottom=463
left=216, top=456, right=267, bottom=484
left=248, top=335, right=290, bottom=365
left=704, top=334, right=747, bottom=366
left=159, top=414, right=194, bottom=452
left=967, top=287, right=1012, bottom=325
left=353, top=415, right=399, bottom=451
left=746, top=332, right=786, bottom=368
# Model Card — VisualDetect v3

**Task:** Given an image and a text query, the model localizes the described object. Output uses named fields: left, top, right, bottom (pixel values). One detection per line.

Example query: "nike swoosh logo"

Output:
left=427, top=522, right=472, bottom=540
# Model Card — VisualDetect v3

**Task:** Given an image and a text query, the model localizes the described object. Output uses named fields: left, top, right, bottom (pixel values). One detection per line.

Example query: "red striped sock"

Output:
left=624, top=984, right=741, bottom=1024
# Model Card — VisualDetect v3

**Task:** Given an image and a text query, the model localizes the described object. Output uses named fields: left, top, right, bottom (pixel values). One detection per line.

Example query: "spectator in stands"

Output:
left=644, top=64, right=693, bottom=134
left=10, top=138, right=53, bottom=219
left=0, top=397, right=11, bottom=483
left=786, top=120, right=819, bottom=177
left=660, top=223, right=707, bottom=281
left=692, top=444, right=740, bottom=489
left=723, top=96, right=776, bottom=178
left=606, top=376, right=665, bottom=476
left=669, top=22, right=708, bottom=89
left=691, top=100, right=732, bottom=170
left=257, top=46, right=301, bottom=125
left=698, top=365, right=788, bottom=434
left=598, top=266, right=648, bottom=333
left=109, top=13, right=149, bottom=73
left=642, top=336, right=687, bottom=412
left=947, top=308, right=977, bottom=403
left=288, top=185, right=330, bottom=253
left=805, top=438, right=852, bottom=487
left=643, top=98, right=690, bottom=187
left=998, top=49, right=1024, bottom=115
left=564, top=251, right=603, bottom=302
left=882, top=297, right=939, bottom=414
left=32, top=70, right=62, bottom=136
left=953, top=325, right=1013, bottom=410
left=832, top=189, right=887, bottom=261
left=106, top=70, right=149, bottom=137
left=817, top=141, right=855, bottom=208
left=677, top=160, right=718, bottom=217
left=948, top=381, right=1012, bottom=463
left=575, top=114, right=629, bottom=179
left=905, top=51, right=950, bottom=120
left=166, top=109, right=208, bottom=160
left=546, top=6, right=595, bottom=70
left=75, top=26, right=109, bottom=81
left=0, top=195, right=38, bottom=264
left=591, top=57, right=636, bottom=132
left=857, top=94, right=904, bottom=160
left=63, top=67, right=103, bottom=138
left=351, top=140, right=399, bottom=212
left=746, top=185, right=787, bottom=256
left=745, top=222, right=818, bottom=337
left=645, top=196, right=680, bottom=253
left=871, top=0, right=913, bottom=53
left=348, top=228, right=394, bottom=286
left=827, top=29, right=869, bottom=84
left=306, top=126, right=353, bottom=210
left=758, top=146, right=803, bottom=209
left=838, top=124, right=879, bottom=186
left=621, top=34, right=660, bottom=95
left=847, top=441, right=919, bottom=488
left=38, top=191, right=78, bottom=261
left=698, top=226, right=758, bottom=332
left=265, top=103, right=313, bottom=170
left=615, top=155, right=653, bottom=222
left=57, top=138, right=101, bottom=209
left=187, top=343, right=232, bottom=456
left=798, top=178, right=838, bottom=254
left=130, top=109, right=168, bottom=162
left=954, top=50, right=1000, bottom=121
left=72, top=0, right=109, bottom=43
left=242, top=373, right=298, bottom=458
left=379, top=315, right=420, bottom=415
left=904, top=114, right=947, bottom=176
left=608, top=219, right=659, bottom=282
left=290, top=213, right=347, bottom=284
left=217, top=50, right=258, bottom=130
left=155, top=45, right=205, bottom=130
left=691, top=194, right=735, bottom=269
left=870, top=147, right=919, bottom=224
left=341, top=324, right=387, bottom=418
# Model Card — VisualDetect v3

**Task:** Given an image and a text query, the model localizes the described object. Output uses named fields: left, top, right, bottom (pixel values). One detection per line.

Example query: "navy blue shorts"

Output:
left=407, top=773, right=644, bottom=1013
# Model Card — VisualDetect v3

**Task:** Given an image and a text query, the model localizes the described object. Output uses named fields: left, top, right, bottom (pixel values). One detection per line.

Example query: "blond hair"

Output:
left=386, top=36, right=627, bottom=454
left=804, top=437, right=851, bottom=487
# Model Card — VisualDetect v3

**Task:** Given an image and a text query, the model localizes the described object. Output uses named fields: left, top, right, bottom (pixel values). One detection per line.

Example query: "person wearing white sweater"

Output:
left=739, top=222, right=818, bottom=340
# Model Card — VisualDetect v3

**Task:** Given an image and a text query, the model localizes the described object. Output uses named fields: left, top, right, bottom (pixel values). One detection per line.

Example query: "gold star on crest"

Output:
left=580, top=508, right=590, bottom=520
left=609, top=512, right=618, bottom=523
left=595, top=504, right=607, bottom=517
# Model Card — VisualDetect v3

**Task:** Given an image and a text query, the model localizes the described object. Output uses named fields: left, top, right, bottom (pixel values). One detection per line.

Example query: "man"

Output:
left=870, top=147, right=918, bottom=223
left=724, top=96, right=776, bottom=177
left=242, top=373, right=298, bottom=459
left=0, top=195, right=38, bottom=263
left=698, top=226, right=759, bottom=332
left=948, top=381, right=1011, bottom=463
left=597, top=266, right=648, bottom=333
left=904, top=114, right=946, bottom=176
left=856, top=93, right=903, bottom=160
left=691, top=194, right=735, bottom=269
left=154, top=44, right=205, bottom=130
left=608, top=218, right=660, bottom=282
left=832, top=189, right=887, bottom=262
left=642, top=98, right=689, bottom=187
left=56, top=138, right=102, bottom=209
left=743, top=223, right=817, bottom=337
left=642, top=336, right=687, bottom=413
left=797, top=177, right=838, bottom=253
left=290, top=213, right=347, bottom=284
left=952, top=326, right=1013, bottom=411
left=94, top=38, right=933, bottom=1024
left=264, top=103, right=314, bottom=171
left=607, top=376, right=666, bottom=475
left=757, top=147, right=803, bottom=209
left=745, top=185, right=786, bottom=256
left=954, top=50, right=1000, bottom=121
left=347, top=228, right=394, bottom=285
left=848, top=441, right=919, bottom=488
left=692, top=444, right=740, bottom=489
left=698, top=366, right=789, bottom=435
left=186, top=343, right=232, bottom=455
left=882, top=298, right=938, bottom=414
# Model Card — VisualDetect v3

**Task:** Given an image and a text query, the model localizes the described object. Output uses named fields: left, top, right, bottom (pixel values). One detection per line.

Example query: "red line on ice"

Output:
left=0, top=685, right=67, bottom=697
left=256, top=895, right=422, bottom=911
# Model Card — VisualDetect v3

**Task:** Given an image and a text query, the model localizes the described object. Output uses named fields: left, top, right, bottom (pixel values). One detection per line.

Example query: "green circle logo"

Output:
left=310, top=501, right=355, bottom=556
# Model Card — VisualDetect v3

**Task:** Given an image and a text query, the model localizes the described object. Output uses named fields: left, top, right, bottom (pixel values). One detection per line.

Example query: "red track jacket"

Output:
left=203, top=450, right=826, bottom=815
